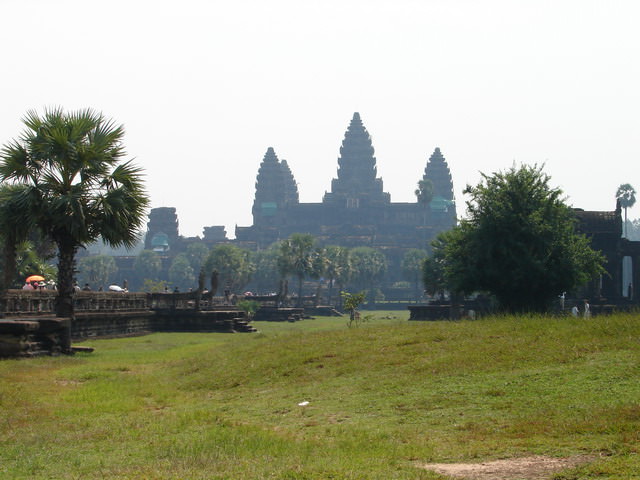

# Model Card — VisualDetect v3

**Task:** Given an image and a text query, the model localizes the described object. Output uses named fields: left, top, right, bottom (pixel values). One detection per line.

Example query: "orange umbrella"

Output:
left=26, top=275, right=45, bottom=283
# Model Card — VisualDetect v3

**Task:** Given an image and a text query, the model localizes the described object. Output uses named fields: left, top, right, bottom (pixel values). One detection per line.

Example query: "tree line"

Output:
left=81, top=237, right=429, bottom=306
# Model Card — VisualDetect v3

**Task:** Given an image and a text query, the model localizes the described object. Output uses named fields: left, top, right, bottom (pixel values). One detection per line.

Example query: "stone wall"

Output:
left=0, top=291, right=255, bottom=357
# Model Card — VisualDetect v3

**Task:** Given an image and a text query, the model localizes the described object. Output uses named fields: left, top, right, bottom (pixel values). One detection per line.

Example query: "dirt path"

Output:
left=418, top=455, right=594, bottom=480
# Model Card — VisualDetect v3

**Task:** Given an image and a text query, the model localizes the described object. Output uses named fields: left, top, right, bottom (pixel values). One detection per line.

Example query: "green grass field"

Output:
left=2, top=311, right=640, bottom=479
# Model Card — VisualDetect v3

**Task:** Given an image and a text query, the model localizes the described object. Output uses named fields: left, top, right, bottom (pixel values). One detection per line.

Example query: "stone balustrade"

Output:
left=0, top=289, right=149, bottom=316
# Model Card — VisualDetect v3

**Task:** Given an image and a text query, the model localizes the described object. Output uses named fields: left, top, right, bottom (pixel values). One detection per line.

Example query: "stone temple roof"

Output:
left=574, top=208, right=621, bottom=235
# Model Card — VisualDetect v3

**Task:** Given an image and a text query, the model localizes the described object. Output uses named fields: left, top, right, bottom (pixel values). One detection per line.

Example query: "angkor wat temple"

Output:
left=233, top=112, right=456, bottom=280
left=146, top=112, right=457, bottom=286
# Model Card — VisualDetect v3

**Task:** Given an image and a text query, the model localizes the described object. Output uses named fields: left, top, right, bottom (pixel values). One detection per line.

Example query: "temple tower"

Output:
left=422, top=147, right=456, bottom=216
left=280, top=159, right=299, bottom=206
left=252, top=147, right=298, bottom=225
left=145, top=207, right=180, bottom=251
left=323, top=112, right=390, bottom=207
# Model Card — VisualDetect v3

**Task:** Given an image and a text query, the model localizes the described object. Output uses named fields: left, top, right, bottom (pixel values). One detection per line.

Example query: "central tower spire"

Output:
left=323, top=112, right=390, bottom=207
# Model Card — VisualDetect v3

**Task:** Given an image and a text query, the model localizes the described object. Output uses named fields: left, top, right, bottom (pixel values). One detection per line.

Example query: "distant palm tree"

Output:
left=415, top=178, right=434, bottom=205
left=323, top=245, right=351, bottom=306
left=349, top=247, right=387, bottom=306
left=616, top=183, right=637, bottom=237
left=278, top=233, right=316, bottom=306
left=401, top=248, right=428, bottom=301
left=0, top=108, right=149, bottom=319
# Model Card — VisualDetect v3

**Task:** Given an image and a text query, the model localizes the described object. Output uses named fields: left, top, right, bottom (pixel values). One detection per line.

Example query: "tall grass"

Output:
left=1, top=313, right=640, bottom=479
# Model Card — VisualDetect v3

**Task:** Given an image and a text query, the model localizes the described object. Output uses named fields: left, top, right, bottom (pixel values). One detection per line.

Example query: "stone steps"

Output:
left=232, top=318, right=257, bottom=333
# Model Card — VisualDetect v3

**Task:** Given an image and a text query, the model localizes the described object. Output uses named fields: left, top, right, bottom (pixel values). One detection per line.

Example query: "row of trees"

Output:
left=77, top=236, right=431, bottom=304
left=117, top=239, right=399, bottom=305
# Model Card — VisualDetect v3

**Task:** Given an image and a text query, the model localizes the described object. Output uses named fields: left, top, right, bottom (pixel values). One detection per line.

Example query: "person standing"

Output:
left=571, top=303, right=579, bottom=317
left=583, top=299, right=591, bottom=318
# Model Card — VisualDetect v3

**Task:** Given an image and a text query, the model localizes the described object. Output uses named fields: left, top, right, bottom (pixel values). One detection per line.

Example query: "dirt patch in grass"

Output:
left=418, top=455, right=594, bottom=479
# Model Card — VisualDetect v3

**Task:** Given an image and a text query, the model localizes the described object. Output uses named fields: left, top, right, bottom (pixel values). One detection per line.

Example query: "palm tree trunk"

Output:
left=625, top=207, right=628, bottom=238
left=297, top=275, right=303, bottom=307
left=55, top=240, right=77, bottom=319
left=210, top=270, right=218, bottom=297
left=54, top=240, right=76, bottom=355
left=195, top=270, right=205, bottom=311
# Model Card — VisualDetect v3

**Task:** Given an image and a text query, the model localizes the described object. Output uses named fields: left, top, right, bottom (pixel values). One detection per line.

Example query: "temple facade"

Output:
left=574, top=202, right=640, bottom=304
left=235, top=112, right=457, bottom=282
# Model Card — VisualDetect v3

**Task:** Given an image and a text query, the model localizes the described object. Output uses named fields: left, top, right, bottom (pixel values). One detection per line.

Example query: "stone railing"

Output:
left=73, top=291, right=149, bottom=312
left=2, top=290, right=57, bottom=315
left=1, top=290, right=149, bottom=316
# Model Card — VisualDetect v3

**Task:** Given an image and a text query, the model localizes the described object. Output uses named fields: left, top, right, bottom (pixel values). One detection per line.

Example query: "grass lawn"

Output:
left=1, top=311, right=640, bottom=479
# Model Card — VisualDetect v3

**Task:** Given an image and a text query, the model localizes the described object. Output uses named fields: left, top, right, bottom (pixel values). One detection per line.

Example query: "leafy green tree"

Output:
left=15, top=241, right=56, bottom=285
left=349, top=247, right=387, bottom=305
left=340, top=290, right=367, bottom=326
left=185, top=242, right=210, bottom=274
left=205, top=244, right=254, bottom=292
left=0, top=108, right=149, bottom=317
left=168, top=253, right=195, bottom=290
left=77, top=254, right=117, bottom=289
left=616, top=183, right=636, bottom=237
left=0, top=184, right=36, bottom=290
left=401, top=248, right=428, bottom=301
left=437, top=164, right=605, bottom=312
left=236, top=299, right=260, bottom=320
left=278, top=233, right=316, bottom=306
left=134, top=250, right=163, bottom=285
left=422, top=232, right=452, bottom=298
left=250, top=246, right=280, bottom=294
left=142, top=279, right=169, bottom=293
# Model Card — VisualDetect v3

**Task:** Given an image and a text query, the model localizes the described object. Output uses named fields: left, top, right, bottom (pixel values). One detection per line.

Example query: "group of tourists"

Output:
left=22, top=280, right=48, bottom=290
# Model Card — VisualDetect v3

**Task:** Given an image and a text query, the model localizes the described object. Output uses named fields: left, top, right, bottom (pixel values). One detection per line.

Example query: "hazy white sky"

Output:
left=2, top=0, right=639, bottom=237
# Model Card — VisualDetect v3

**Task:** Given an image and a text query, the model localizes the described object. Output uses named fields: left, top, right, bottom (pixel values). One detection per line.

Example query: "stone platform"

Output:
left=0, top=290, right=256, bottom=358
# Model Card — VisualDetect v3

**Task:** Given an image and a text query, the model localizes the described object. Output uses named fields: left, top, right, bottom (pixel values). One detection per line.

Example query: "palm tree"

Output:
left=278, top=233, right=316, bottom=306
left=616, top=183, right=637, bottom=238
left=401, top=248, right=428, bottom=302
left=323, top=245, right=351, bottom=306
left=349, top=247, right=387, bottom=306
left=0, top=108, right=149, bottom=318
